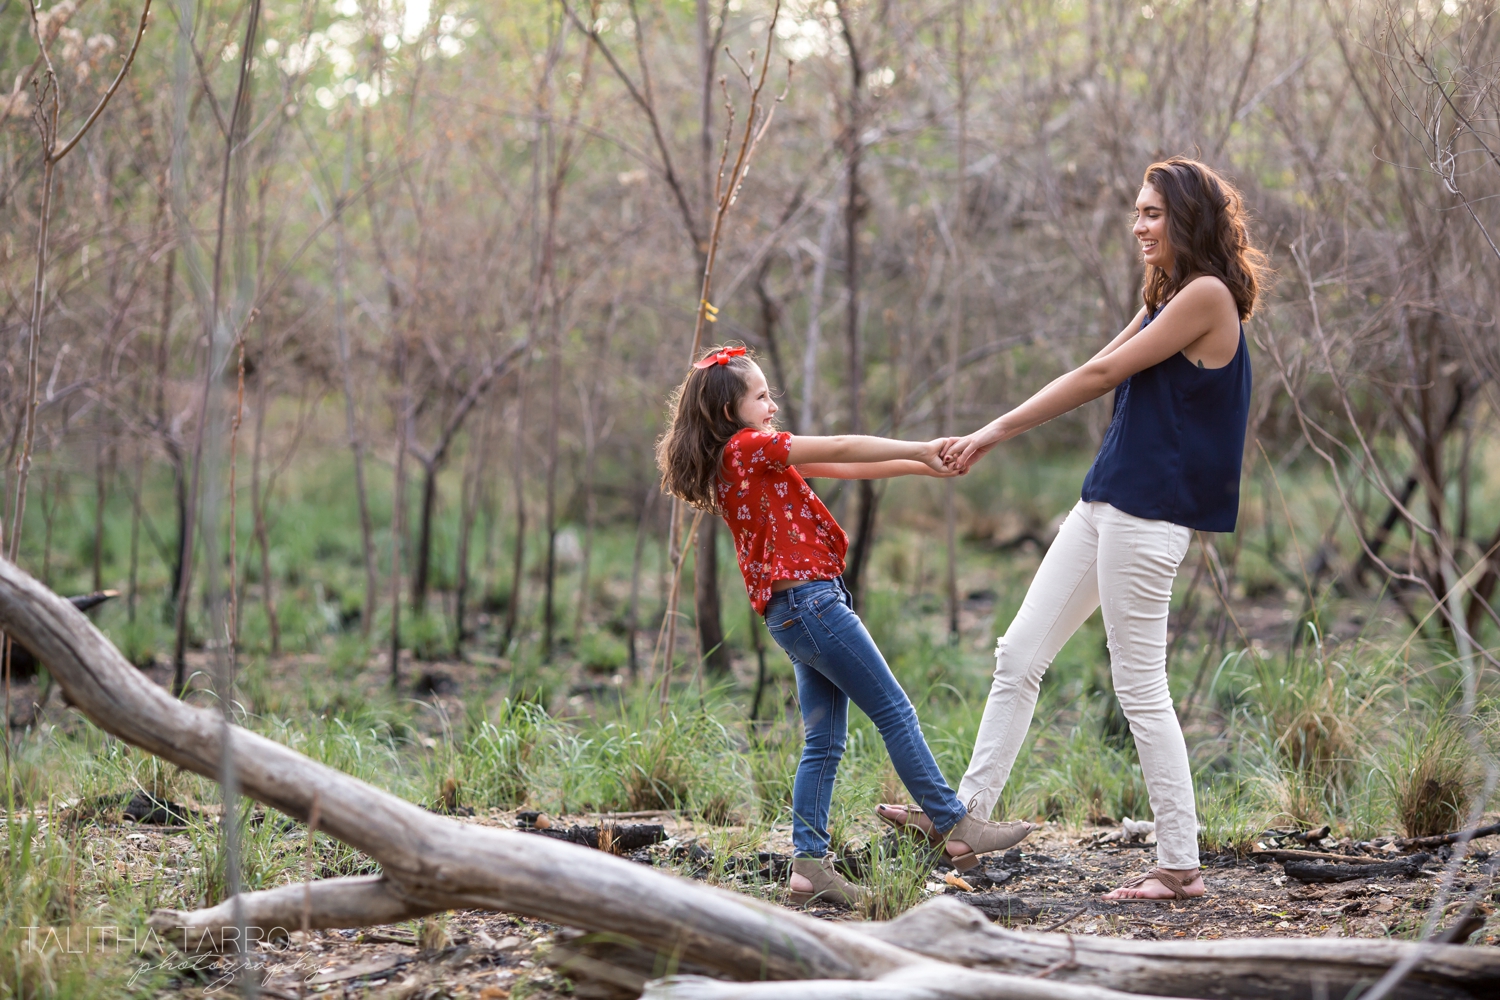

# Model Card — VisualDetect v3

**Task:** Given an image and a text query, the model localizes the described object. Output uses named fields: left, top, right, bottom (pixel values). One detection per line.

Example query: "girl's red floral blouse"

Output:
left=716, top=428, right=848, bottom=614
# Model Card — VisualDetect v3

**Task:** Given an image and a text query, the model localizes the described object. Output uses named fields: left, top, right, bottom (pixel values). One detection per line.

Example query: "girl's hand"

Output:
left=920, top=438, right=961, bottom=475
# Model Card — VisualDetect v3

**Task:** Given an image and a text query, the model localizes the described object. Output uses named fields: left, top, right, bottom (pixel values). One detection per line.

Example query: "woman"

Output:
left=880, top=157, right=1266, bottom=901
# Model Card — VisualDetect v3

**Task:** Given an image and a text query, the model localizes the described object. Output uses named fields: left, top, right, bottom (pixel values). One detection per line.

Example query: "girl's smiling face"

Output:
left=734, top=361, right=778, bottom=432
left=1133, top=184, right=1173, bottom=272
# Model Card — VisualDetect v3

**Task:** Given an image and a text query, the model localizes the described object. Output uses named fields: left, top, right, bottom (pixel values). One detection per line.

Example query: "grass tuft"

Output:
left=853, top=833, right=932, bottom=921
left=1389, top=716, right=1481, bottom=839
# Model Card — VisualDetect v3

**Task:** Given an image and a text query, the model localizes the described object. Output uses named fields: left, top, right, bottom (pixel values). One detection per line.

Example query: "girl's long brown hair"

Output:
left=1141, top=158, right=1269, bottom=320
left=655, top=348, right=758, bottom=512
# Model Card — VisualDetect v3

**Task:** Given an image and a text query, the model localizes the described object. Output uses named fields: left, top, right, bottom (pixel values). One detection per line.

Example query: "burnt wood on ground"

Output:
left=1283, top=854, right=1432, bottom=883
left=69, top=789, right=205, bottom=826
left=1250, top=849, right=1389, bottom=866
left=516, top=811, right=668, bottom=852
left=3, top=558, right=1498, bottom=1000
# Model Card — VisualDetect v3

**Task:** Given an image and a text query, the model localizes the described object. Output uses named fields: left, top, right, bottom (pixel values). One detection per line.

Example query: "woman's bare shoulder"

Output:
left=1174, top=274, right=1236, bottom=308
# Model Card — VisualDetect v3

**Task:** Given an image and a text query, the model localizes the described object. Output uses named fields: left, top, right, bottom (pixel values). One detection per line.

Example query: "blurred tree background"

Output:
left=1, top=0, right=1498, bottom=696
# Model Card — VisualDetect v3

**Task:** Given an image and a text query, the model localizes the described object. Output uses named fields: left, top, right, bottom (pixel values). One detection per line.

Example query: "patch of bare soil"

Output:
left=924, top=822, right=1498, bottom=945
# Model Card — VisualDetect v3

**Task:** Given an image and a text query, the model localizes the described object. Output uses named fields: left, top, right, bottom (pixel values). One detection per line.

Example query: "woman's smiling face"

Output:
left=1133, top=184, right=1173, bottom=272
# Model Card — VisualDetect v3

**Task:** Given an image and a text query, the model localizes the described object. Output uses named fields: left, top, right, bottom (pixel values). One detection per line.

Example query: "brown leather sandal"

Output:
left=1105, top=867, right=1201, bottom=901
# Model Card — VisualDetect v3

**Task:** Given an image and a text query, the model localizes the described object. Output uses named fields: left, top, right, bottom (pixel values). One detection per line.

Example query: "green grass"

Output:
left=4, top=438, right=1500, bottom=996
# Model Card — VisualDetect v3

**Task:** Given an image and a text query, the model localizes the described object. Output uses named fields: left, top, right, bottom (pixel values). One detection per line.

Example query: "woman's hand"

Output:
left=943, top=426, right=1002, bottom=473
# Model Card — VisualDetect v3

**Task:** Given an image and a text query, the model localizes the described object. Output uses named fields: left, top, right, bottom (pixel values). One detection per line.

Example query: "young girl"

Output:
left=657, top=345, right=1033, bottom=907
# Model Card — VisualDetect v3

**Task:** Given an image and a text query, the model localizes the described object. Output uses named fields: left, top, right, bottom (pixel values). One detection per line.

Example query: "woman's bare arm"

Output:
left=946, top=279, right=1235, bottom=470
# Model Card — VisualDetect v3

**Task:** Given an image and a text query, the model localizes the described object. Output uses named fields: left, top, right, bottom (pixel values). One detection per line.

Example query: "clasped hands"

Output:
left=920, top=426, right=1000, bottom=477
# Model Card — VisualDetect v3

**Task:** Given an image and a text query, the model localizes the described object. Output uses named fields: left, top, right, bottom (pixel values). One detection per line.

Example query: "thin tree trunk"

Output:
left=503, top=363, right=529, bottom=651
left=689, top=0, right=729, bottom=685
left=800, top=203, right=839, bottom=435
left=334, top=216, right=378, bottom=637
left=412, top=460, right=438, bottom=613
left=944, top=0, right=967, bottom=641
left=453, top=404, right=490, bottom=659
left=127, top=439, right=144, bottom=625
left=753, top=267, right=796, bottom=431
left=390, top=336, right=410, bottom=687
left=7, top=156, right=56, bottom=567
left=627, top=486, right=656, bottom=679
left=696, top=517, right=730, bottom=675
left=40, top=468, right=60, bottom=588
left=156, top=248, right=188, bottom=629
left=749, top=599, right=769, bottom=723
left=543, top=338, right=561, bottom=662
left=227, top=340, right=249, bottom=648
left=174, top=0, right=261, bottom=697
left=835, top=2, right=874, bottom=610
left=249, top=367, right=280, bottom=655
left=93, top=437, right=108, bottom=592
left=573, top=382, right=599, bottom=645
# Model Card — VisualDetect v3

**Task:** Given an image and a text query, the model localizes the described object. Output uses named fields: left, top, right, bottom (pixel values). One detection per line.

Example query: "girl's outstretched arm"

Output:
left=796, top=459, right=960, bottom=480
left=785, top=434, right=952, bottom=473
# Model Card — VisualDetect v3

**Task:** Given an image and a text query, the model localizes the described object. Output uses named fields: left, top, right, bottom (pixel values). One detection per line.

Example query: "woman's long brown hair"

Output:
left=1142, top=157, right=1269, bottom=320
left=655, top=348, right=758, bottom=512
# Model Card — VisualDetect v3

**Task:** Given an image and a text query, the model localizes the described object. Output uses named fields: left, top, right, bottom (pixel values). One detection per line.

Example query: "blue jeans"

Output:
left=764, top=578, right=966, bottom=857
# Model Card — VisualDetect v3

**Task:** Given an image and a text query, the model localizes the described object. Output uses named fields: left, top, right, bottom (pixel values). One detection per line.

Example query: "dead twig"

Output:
left=1039, top=907, right=1088, bottom=934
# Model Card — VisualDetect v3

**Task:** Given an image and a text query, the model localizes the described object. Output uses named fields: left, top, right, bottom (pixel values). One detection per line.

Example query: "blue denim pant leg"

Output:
left=765, top=579, right=965, bottom=858
left=767, top=582, right=848, bottom=857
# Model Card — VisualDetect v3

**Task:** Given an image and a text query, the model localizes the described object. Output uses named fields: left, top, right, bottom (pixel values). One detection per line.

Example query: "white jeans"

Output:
left=957, top=501, right=1199, bottom=869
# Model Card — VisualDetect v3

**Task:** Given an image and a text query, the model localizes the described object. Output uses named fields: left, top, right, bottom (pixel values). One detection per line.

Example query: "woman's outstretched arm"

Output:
left=946, top=279, right=1236, bottom=470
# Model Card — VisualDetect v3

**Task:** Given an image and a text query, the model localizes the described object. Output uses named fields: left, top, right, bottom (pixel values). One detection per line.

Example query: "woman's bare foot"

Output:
left=789, top=872, right=814, bottom=894
left=1103, top=867, right=1204, bottom=901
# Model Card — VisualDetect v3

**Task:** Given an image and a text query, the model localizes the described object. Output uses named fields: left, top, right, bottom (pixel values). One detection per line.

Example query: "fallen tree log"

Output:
left=157, top=875, right=438, bottom=952
left=856, top=897, right=1500, bottom=1000
left=3, top=557, right=1498, bottom=1000
left=641, top=966, right=1148, bottom=1000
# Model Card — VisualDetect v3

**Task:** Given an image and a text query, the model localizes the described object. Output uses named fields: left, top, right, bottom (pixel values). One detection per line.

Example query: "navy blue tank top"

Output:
left=1080, top=309, right=1251, bottom=532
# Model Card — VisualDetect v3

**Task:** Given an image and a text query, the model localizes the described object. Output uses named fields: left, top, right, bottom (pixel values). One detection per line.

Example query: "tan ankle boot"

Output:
left=789, top=854, right=865, bottom=908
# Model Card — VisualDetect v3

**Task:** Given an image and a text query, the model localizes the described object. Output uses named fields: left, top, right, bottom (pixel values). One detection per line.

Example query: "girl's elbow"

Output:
left=824, top=434, right=855, bottom=458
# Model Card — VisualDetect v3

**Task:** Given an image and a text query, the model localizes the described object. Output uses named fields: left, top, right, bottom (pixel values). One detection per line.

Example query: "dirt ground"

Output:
left=97, top=806, right=1495, bottom=999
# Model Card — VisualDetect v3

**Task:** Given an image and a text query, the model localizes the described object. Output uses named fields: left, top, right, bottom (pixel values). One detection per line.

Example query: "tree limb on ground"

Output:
left=2, top=557, right=1496, bottom=1000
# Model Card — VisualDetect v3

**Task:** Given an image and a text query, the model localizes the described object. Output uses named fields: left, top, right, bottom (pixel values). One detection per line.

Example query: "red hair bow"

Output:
left=693, top=345, right=747, bottom=369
